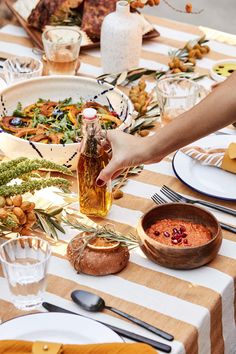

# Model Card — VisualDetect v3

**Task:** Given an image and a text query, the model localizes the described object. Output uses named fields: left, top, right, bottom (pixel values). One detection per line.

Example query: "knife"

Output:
left=220, top=222, right=236, bottom=234
left=42, top=302, right=172, bottom=353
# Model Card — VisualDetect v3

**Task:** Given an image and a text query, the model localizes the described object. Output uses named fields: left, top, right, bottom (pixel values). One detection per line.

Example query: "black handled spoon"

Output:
left=71, top=290, right=174, bottom=342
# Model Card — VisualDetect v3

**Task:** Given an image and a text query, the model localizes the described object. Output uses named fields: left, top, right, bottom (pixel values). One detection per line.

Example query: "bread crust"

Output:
left=67, top=236, right=130, bottom=276
left=28, top=0, right=83, bottom=30
left=81, top=0, right=116, bottom=39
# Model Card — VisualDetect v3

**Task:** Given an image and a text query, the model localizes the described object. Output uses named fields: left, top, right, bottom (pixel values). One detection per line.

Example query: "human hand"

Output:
left=96, top=130, right=160, bottom=186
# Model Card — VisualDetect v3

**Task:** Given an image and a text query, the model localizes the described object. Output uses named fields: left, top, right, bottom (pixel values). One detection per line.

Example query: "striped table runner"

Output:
left=0, top=16, right=236, bottom=354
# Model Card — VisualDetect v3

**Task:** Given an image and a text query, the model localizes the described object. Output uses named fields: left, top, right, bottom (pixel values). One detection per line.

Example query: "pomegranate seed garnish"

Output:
left=180, top=226, right=186, bottom=232
left=178, top=238, right=182, bottom=243
left=182, top=233, right=187, bottom=238
left=164, top=231, right=170, bottom=237
left=171, top=236, right=176, bottom=240
left=173, top=228, right=178, bottom=234
left=171, top=239, right=178, bottom=245
left=183, top=239, right=188, bottom=244
left=154, top=230, right=160, bottom=236
left=175, top=234, right=182, bottom=240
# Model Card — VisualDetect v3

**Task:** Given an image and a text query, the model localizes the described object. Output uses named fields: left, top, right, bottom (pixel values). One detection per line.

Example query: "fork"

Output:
left=151, top=192, right=236, bottom=234
left=160, top=185, right=236, bottom=217
left=151, top=194, right=167, bottom=205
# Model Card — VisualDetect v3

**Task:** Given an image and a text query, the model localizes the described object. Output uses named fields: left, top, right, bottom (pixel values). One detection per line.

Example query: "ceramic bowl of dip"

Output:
left=137, top=203, right=222, bottom=269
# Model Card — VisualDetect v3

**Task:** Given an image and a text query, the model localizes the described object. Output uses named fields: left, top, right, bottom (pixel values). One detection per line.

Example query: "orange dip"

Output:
left=146, top=219, right=212, bottom=247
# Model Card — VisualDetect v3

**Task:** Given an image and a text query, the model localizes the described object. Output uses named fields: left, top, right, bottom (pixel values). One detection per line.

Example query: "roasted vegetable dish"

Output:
left=0, top=98, right=121, bottom=144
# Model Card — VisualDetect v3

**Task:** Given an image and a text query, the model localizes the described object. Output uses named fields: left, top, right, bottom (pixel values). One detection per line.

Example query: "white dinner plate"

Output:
left=0, top=312, right=123, bottom=344
left=172, top=135, right=236, bottom=201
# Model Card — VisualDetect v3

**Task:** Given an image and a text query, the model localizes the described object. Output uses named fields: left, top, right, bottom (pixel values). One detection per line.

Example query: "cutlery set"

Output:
left=152, top=185, right=236, bottom=233
left=42, top=186, right=235, bottom=353
left=71, top=290, right=173, bottom=341
left=43, top=292, right=173, bottom=353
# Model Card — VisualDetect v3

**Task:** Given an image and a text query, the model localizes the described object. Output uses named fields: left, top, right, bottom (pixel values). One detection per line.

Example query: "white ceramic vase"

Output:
left=101, top=0, right=142, bottom=74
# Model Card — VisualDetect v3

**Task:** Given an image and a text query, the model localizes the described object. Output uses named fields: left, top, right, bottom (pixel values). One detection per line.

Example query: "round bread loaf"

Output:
left=67, top=235, right=130, bottom=276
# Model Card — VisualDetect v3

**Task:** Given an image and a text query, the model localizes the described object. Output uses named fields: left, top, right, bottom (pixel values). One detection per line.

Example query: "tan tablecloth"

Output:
left=0, top=15, right=236, bottom=354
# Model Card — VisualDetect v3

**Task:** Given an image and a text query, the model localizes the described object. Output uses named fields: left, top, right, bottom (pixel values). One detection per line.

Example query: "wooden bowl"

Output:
left=137, top=203, right=222, bottom=270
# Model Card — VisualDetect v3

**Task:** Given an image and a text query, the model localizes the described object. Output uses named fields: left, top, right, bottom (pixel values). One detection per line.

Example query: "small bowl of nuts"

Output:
left=137, top=203, right=222, bottom=269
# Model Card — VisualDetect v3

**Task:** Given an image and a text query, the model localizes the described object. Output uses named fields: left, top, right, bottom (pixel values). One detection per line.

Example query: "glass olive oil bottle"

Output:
left=77, top=108, right=112, bottom=217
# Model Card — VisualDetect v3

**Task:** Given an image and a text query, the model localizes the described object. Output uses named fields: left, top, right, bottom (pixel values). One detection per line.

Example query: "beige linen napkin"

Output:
left=181, top=142, right=236, bottom=174
left=181, top=142, right=236, bottom=227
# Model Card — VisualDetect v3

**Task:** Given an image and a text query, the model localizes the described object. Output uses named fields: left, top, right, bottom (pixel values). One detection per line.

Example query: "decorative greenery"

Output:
left=161, top=0, right=203, bottom=14
left=64, top=212, right=140, bottom=250
left=0, top=202, right=65, bottom=240
left=0, top=157, right=72, bottom=198
left=0, top=157, right=72, bottom=238
left=112, top=165, right=144, bottom=189
left=0, top=178, right=70, bottom=197
left=97, top=37, right=209, bottom=134
left=0, top=159, right=72, bottom=187
left=0, top=157, right=27, bottom=174
left=168, top=36, right=210, bottom=74
left=34, top=206, right=65, bottom=240
left=129, top=0, right=203, bottom=14
left=97, top=68, right=163, bottom=87
left=97, top=37, right=209, bottom=87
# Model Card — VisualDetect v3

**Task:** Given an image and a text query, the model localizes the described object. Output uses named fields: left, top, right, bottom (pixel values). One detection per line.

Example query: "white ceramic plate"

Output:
left=0, top=312, right=123, bottom=344
left=172, top=135, right=236, bottom=201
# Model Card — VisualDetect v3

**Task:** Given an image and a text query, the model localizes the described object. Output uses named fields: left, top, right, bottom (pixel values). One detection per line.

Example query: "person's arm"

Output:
left=97, top=72, right=236, bottom=185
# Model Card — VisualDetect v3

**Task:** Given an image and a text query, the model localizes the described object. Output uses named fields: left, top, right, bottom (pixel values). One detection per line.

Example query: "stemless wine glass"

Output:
left=0, top=236, right=51, bottom=310
left=1, top=56, right=43, bottom=84
left=156, top=77, right=200, bottom=126
left=42, top=26, right=82, bottom=75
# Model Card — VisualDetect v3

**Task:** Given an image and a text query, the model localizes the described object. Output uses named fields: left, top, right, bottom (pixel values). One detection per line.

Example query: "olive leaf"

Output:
left=97, top=68, right=158, bottom=86
left=112, top=165, right=144, bottom=189
left=34, top=206, right=66, bottom=240
left=116, top=71, right=128, bottom=85
left=96, top=36, right=209, bottom=87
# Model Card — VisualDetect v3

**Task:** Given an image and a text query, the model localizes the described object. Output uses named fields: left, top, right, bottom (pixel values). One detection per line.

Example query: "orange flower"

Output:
left=130, top=0, right=160, bottom=9
left=147, top=0, right=160, bottom=5
left=185, top=3, right=193, bottom=13
left=130, top=1, right=146, bottom=9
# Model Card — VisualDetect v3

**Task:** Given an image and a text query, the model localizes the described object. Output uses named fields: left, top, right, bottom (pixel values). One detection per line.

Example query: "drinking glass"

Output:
left=0, top=236, right=51, bottom=310
left=42, top=27, right=82, bottom=75
left=1, top=56, right=43, bottom=84
left=156, top=77, right=200, bottom=126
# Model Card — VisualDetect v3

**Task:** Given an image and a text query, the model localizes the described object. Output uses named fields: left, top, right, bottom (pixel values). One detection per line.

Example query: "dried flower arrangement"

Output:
left=98, top=37, right=209, bottom=86
left=128, top=0, right=203, bottom=14
left=0, top=157, right=72, bottom=238
left=97, top=36, right=209, bottom=139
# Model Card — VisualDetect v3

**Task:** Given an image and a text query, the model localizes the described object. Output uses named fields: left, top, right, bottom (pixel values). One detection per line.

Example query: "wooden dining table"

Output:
left=0, top=13, right=236, bottom=354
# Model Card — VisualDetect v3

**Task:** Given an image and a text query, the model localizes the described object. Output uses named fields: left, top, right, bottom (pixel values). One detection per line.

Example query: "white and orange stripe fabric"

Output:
left=0, top=16, right=236, bottom=354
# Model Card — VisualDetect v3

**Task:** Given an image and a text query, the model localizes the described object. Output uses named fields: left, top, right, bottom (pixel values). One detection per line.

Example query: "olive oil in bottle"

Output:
left=77, top=108, right=112, bottom=217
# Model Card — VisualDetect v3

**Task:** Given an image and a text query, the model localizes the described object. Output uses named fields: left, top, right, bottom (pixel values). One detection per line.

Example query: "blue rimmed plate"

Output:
left=172, top=135, right=236, bottom=201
